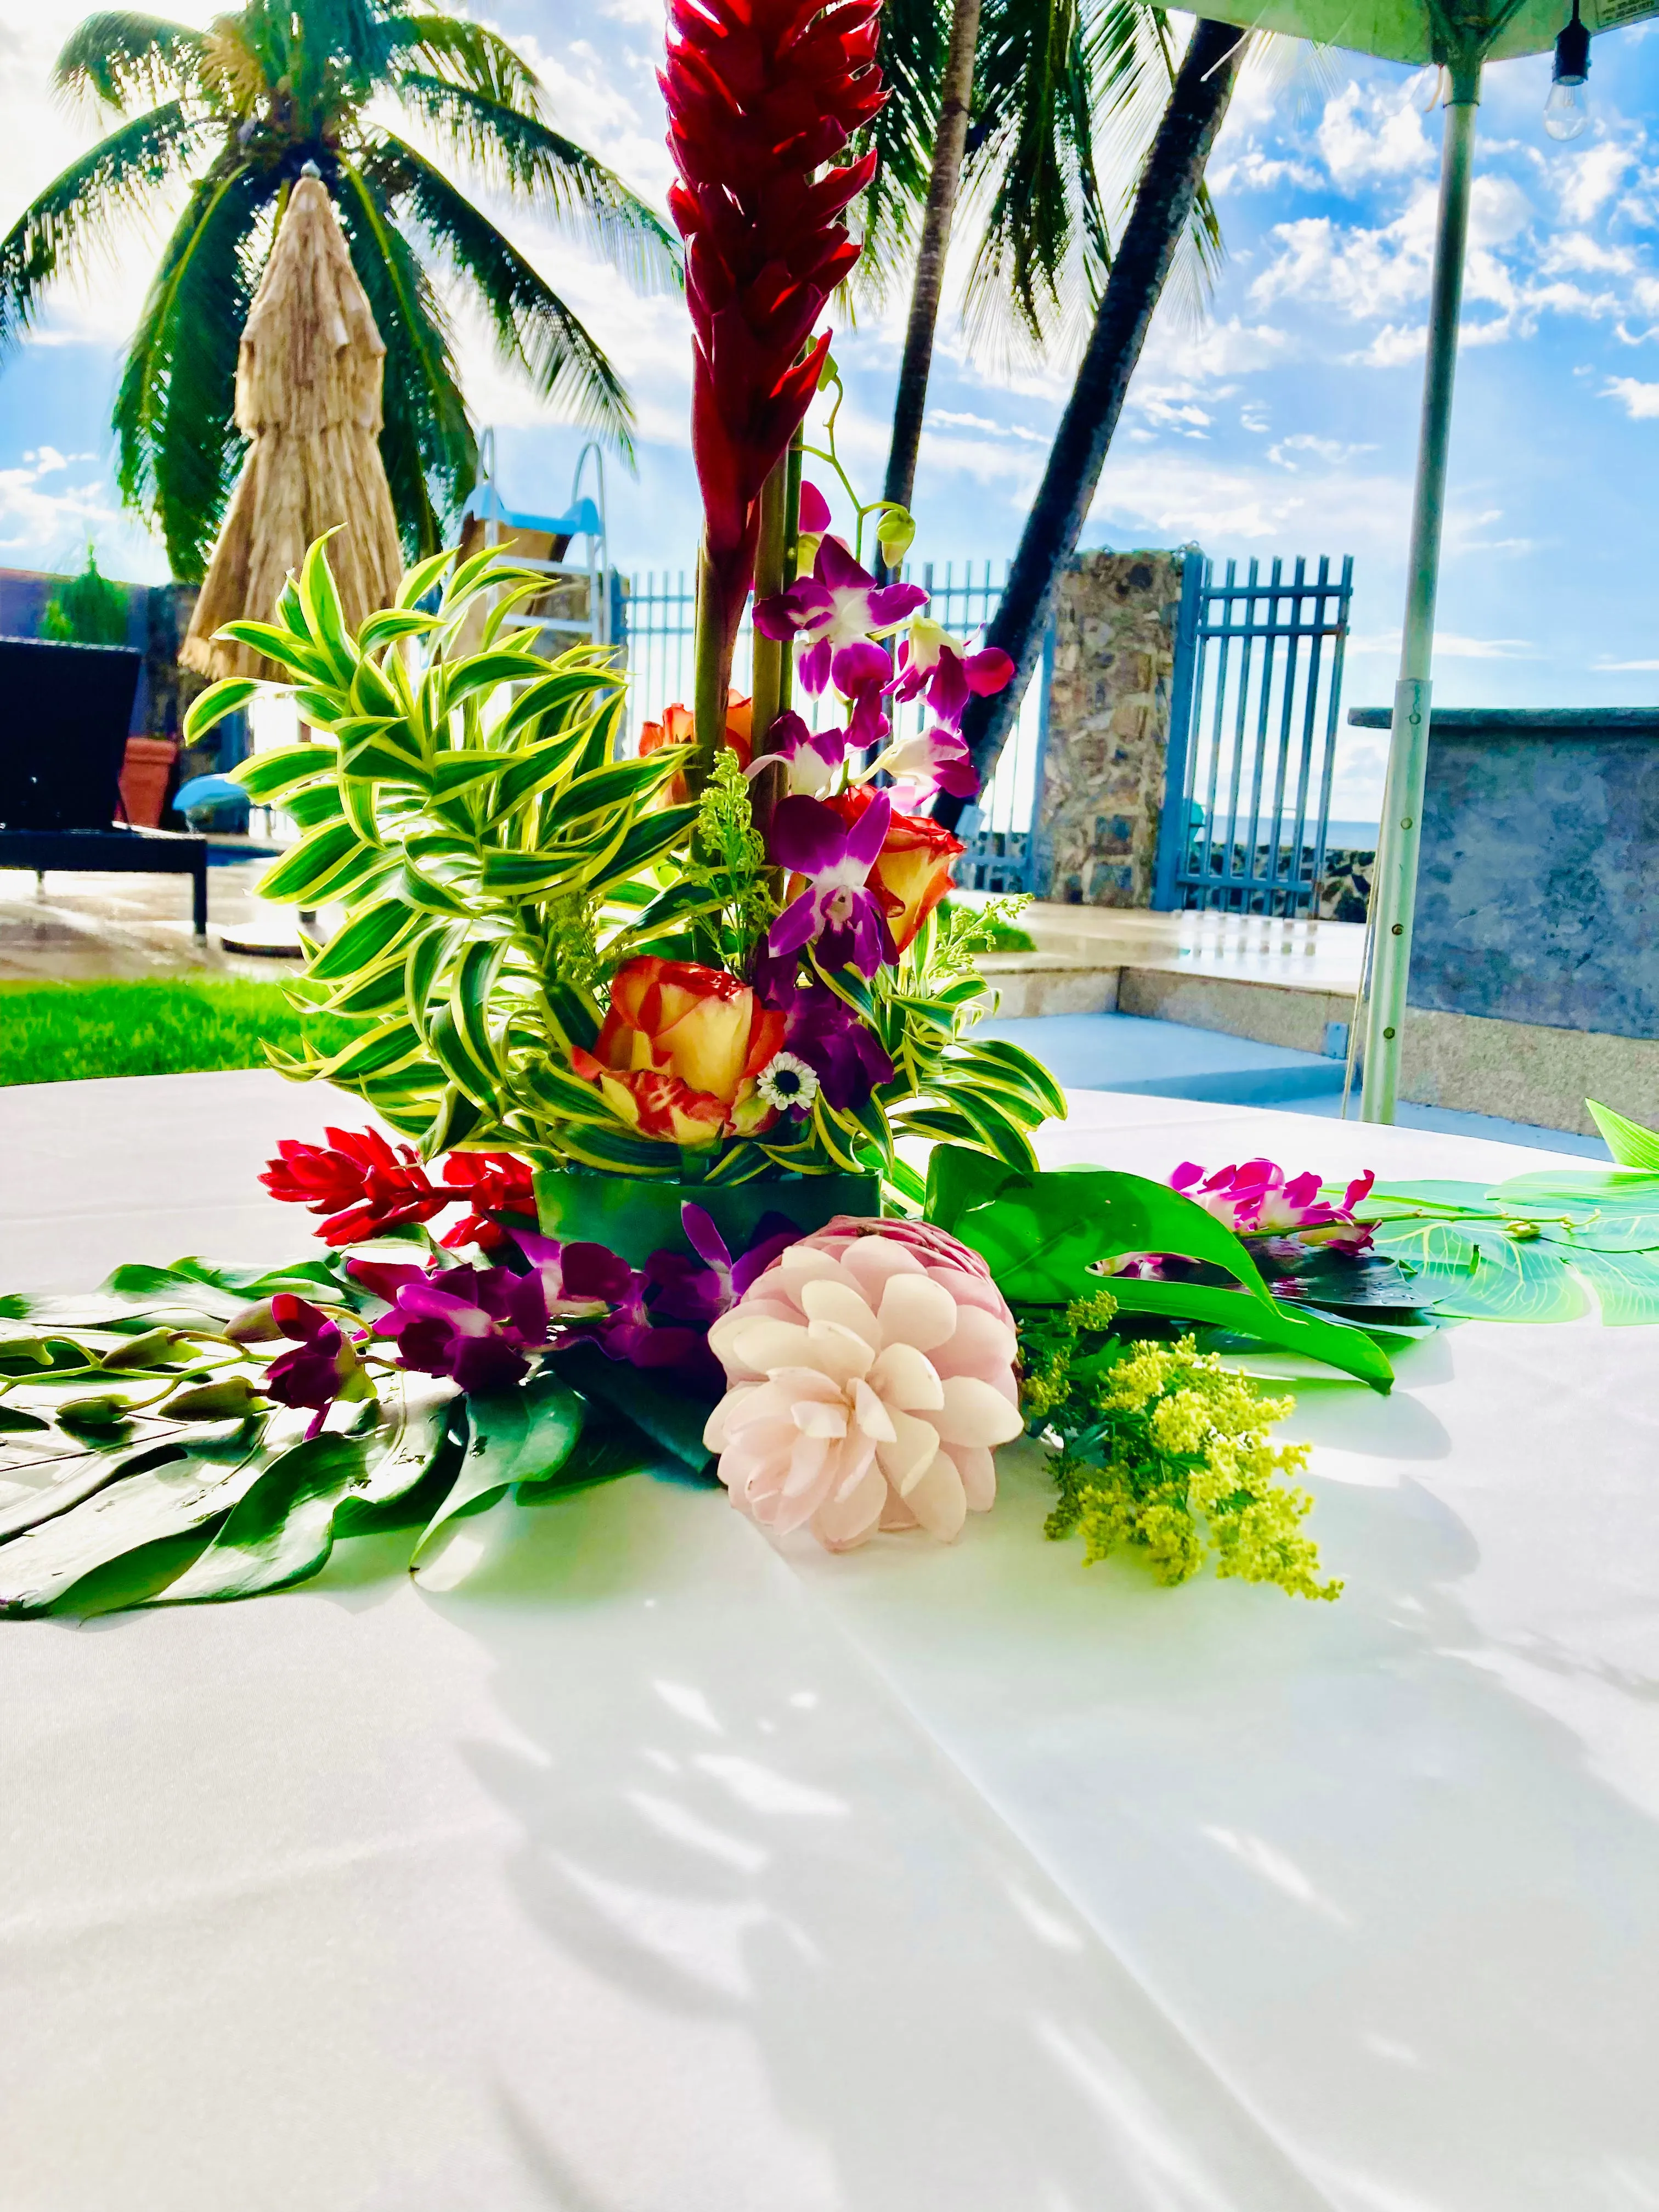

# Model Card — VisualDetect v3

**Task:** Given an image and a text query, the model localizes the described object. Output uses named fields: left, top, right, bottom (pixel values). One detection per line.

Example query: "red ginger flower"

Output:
left=261, top=1127, right=447, bottom=1246
left=662, top=0, right=884, bottom=634
left=439, top=1153, right=539, bottom=1251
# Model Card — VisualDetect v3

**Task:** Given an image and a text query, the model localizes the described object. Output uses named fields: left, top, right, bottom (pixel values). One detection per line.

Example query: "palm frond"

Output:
left=363, top=132, right=637, bottom=462
left=333, top=154, right=476, bottom=557
left=382, top=10, right=545, bottom=111
left=960, top=0, right=1104, bottom=359
left=959, top=0, right=1227, bottom=370
left=847, top=0, right=946, bottom=305
left=114, top=155, right=272, bottom=578
left=0, top=100, right=210, bottom=360
left=392, top=75, right=681, bottom=296
left=54, top=10, right=206, bottom=111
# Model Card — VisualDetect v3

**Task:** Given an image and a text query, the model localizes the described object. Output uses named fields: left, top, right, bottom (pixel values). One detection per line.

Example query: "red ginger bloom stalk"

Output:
left=662, top=0, right=883, bottom=744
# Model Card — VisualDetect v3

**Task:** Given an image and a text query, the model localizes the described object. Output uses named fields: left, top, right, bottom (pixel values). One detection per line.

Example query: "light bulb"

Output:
left=1546, top=2, right=1592, bottom=140
left=1544, top=77, right=1590, bottom=139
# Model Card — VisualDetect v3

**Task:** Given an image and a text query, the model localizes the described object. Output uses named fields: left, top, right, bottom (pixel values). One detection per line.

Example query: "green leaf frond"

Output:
left=333, top=153, right=476, bottom=558
left=845, top=0, right=946, bottom=306
left=364, top=132, right=637, bottom=463
left=0, top=101, right=211, bottom=359
left=53, top=10, right=207, bottom=111
left=393, top=77, right=682, bottom=297
left=114, top=154, right=271, bottom=578
left=383, top=9, right=546, bottom=112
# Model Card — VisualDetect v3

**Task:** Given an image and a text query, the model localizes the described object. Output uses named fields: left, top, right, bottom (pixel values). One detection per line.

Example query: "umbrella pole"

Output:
left=1360, top=60, right=1481, bottom=1122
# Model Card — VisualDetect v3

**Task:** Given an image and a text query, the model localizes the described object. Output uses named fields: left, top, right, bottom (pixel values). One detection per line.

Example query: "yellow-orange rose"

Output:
left=571, top=957, right=785, bottom=1147
left=639, top=693, right=752, bottom=805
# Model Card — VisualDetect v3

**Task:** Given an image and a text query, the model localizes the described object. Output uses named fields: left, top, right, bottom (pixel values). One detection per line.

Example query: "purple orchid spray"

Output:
left=753, top=536, right=926, bottom=697
left=765, top=788, right=895, bottom=975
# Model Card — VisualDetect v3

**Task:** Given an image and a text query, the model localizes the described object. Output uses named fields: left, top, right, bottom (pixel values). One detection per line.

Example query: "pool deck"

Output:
left=0, top=856, right=299, bottom=983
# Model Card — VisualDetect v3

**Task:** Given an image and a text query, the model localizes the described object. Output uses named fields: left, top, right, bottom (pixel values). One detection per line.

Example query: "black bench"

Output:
left=0, top=636, right=209, bottom=937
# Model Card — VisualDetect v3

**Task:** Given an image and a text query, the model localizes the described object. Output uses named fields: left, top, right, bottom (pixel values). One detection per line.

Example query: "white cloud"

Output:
left=1209, top=145, right=1322, bottom=195
left=1558, top=139, right=1634, bottom=225
left=1604, top=374, right=1659, bottom=417
left=1350, top=630, right=1539, bottom=659
left=1315, top=83, right=1436, bottom=191
left=930, top=409, right=1047, bottom=444
left=1267, top=432, right=1376, bottom=469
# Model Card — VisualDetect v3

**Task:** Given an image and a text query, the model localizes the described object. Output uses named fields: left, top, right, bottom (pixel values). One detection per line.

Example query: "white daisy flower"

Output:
left=755, top=1050, right=820, bottom=1115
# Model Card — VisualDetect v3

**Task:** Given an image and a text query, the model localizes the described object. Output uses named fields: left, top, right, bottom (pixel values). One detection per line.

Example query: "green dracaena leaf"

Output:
left=398, top=548, right=457, bottom=610
left=307, top=899, right=419, bottom=983
left=232, top=744, right=339, bottom=804
left=214, top=619, right=331, bottom=682
left=257, top=821, right=364, bottom=904
left=182, top=676, right=260, bottom=746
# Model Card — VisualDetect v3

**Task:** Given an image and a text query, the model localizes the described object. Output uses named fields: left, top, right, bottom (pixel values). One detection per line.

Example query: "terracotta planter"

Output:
left=533, top=1167, right=881, bottom=1267
left=119, top=737, right=178, bottom=829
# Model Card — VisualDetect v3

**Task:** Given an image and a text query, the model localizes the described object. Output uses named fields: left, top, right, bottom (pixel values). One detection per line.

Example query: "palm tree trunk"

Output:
left=935, top=17, right=1245, bottom=832
left=878, top=0, right=982, bottom=557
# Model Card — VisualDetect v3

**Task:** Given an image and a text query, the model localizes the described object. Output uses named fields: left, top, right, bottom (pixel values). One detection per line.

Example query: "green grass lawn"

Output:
left=0, top=979, right=352, bottom=1087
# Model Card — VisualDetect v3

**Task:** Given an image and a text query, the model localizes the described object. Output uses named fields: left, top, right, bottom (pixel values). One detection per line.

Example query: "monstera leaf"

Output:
left=926, top=1147, right=1394, bottom=1391
left=1360, top=1163, right=1659, bottom=1325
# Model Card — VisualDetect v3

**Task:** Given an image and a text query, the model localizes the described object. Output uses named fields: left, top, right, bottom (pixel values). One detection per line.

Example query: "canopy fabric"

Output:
left=183, top=172, right=403, bottom=683
left=1193, top=0, right=1658, bottom=66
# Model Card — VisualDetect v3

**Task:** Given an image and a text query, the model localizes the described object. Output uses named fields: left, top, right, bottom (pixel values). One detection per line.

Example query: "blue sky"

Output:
left=4, top=1, right=1659, bottom=816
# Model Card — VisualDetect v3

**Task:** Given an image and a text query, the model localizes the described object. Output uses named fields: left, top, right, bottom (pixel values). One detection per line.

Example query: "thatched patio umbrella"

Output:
left=182, top=162, right=403, bottom=682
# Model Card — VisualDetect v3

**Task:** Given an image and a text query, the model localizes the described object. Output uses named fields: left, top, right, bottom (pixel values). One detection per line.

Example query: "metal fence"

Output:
left=621, top=562, right=1051, bottom=894
left=1153, top=554, right=1354, bottom=916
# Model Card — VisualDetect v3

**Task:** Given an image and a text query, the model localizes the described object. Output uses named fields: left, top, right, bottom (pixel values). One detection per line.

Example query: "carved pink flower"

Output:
left=703, top=1218, right=1021, bottom=1551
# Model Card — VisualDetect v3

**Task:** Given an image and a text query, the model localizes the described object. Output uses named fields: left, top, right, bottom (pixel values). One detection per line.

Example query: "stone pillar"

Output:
left=1034, top=548, right=1186, bottom=906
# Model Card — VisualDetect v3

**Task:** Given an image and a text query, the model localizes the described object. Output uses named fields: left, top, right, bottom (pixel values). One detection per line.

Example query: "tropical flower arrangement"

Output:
left=15, top=0, right=1659, bottom=1624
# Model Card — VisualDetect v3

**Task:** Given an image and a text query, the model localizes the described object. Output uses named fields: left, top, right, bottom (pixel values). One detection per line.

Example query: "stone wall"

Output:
left=1034, top=549, right=1185, bottom=906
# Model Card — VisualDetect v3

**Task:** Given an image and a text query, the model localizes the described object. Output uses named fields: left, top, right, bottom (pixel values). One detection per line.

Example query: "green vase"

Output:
left=533, top=1168, right=882, bottom=1267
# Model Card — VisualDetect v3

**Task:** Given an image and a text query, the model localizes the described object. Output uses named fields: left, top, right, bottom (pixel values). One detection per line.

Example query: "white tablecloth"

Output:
left=3, top=1071, right=1656, bottom=2212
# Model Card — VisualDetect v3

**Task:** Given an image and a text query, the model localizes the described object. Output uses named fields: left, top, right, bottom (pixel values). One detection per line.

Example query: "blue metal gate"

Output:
left=1153, top=553, right=1354, bottom=915
left=622, top=562, right=1053, bottom=895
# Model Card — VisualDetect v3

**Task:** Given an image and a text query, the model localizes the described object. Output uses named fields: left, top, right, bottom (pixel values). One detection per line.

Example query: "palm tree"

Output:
left=863, top=0, right=1222, bottom=549
left=0, top=0, right=680, bottom=579
left=934, top=15, right=1245, bottom=831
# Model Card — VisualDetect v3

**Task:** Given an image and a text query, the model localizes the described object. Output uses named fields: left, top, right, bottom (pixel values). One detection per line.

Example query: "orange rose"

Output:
left=572, top=956, right=785, bottom=1147
left=639, top=693, right=753, bottom=805
left=826, top=787, right=964, bottom=953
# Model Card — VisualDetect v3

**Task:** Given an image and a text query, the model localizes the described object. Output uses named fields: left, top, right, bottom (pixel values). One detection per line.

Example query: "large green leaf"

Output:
left=1587, top=1100, right=1659, bottom=1170
left=157, top=1434, right=370, bottom=1604
left=927, top=1146, right=1393, bottom=1390
left=411, top=1373, right=584, bottom=1562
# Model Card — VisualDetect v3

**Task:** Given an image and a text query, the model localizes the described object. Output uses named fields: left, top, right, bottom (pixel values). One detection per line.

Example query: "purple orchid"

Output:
left=753, top=537, right=928, bottom=697
left=830, top=639, right=893, bottom=749
left=265, top=1293, right=369, bottom=1438
left=871, top=723, right=978, bottom=802
left=798, top=479, right=833, bottom=533
left=348, top=1236, right=633, bottom=1395
left=747, top=709, right=846, bottom=798
left=766, top=789, right=896, bottom=976
left=775, top=975, right=893, bottom=1109
left=893, top=618, right=1015, bottom=729
left=1170, top=1160, right=1376, bottom=1251
left=592, top=1205, right=800, bottom=1395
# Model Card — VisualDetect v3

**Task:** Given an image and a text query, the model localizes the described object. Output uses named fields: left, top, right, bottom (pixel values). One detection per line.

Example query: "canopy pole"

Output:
left=1360, top=60, right=1481, bottom=1122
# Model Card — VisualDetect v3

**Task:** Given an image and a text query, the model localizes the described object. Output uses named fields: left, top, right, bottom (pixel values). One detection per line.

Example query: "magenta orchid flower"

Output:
left=754, top=537, right=927, bottom=696
left=799, top=480, right=833, bottom=533
left=893, top=617, right=1015, bottom=729
left=830, top=639, right=893, bottom=748
left=348, top=1237, right=633, bottom=1395
left=869, top=722, right=977, bottom=802
left=766, top=788, right=895, bottom=975
left=747, top=709, right=846, bottom=797
left=264, top=1293, right=369, bottom=1438
left=1170, top=1160, right=1377, bottom=1251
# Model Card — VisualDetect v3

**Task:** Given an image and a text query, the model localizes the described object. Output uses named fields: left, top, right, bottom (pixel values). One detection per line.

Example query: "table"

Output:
left=3, top=1071, right=1656, bottom=2212
left=0, top=825, right=210, bottom=937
